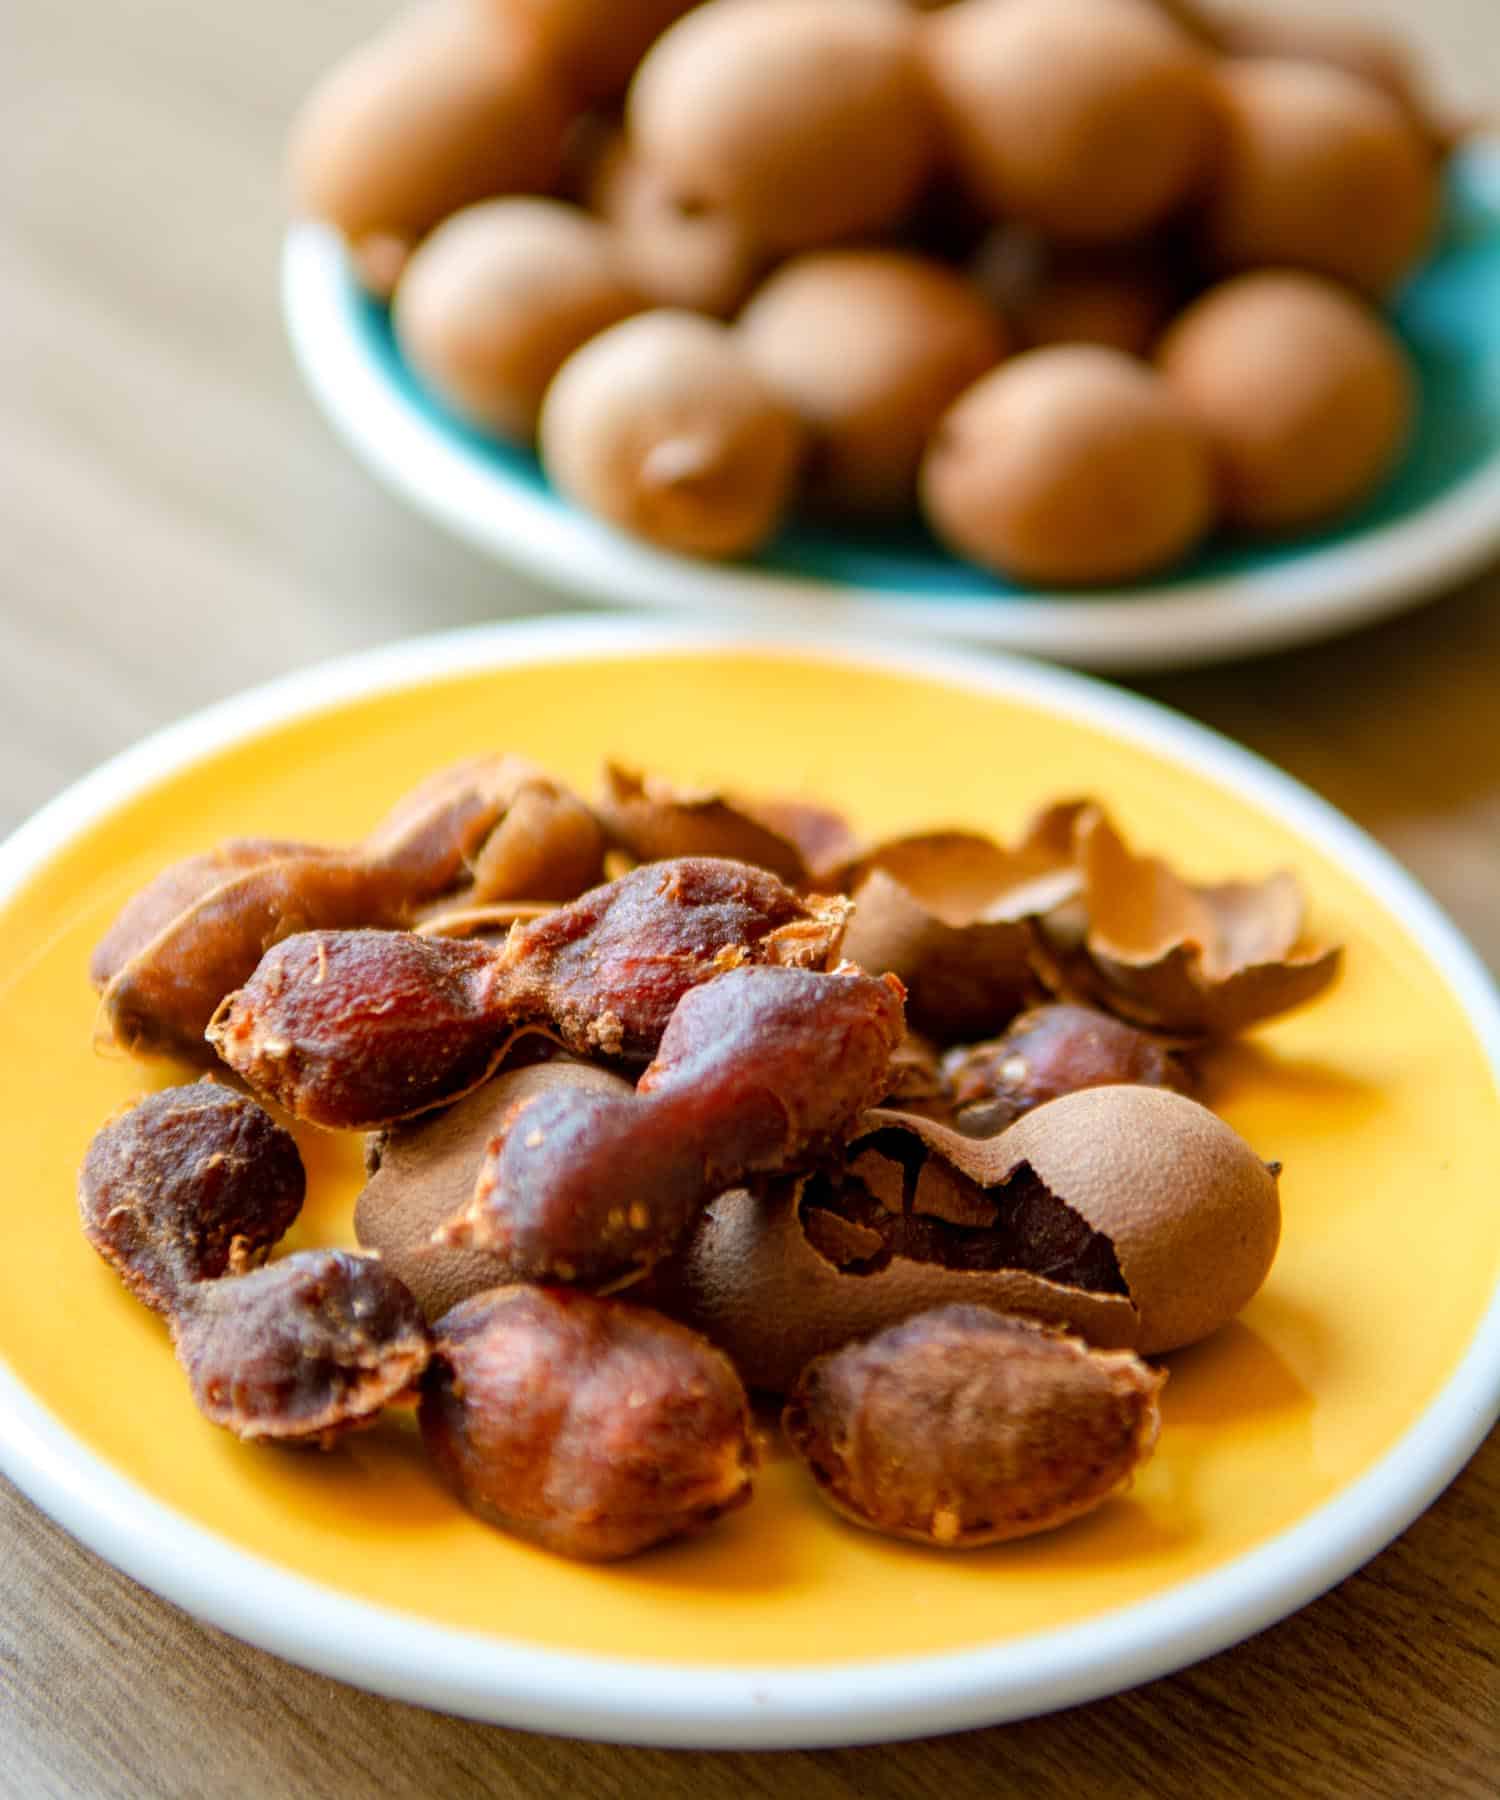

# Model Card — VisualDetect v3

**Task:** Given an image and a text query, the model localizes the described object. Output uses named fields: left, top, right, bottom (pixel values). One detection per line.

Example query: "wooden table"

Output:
left=3, top=2, right=1496, bottom=1793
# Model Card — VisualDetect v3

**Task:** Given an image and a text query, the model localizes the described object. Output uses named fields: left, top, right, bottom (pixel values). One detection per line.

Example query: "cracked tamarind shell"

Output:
left=870, top=1086, right=1282, bottom=1355
left=650, top=1173, right=1138, bottom=1396
left=654, top=1084, right=1278, bottom=1389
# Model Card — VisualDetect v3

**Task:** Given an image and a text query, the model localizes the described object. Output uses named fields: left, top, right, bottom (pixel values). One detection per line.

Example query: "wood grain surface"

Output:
left=2, top=2, right=1496, bottom=1794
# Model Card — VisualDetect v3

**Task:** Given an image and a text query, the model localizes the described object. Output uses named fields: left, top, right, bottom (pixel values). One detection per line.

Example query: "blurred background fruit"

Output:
left=285, top=0, right=1478, bottom=580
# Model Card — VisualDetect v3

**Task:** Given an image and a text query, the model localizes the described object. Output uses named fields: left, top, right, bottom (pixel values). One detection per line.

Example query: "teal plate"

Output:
left=282, top=143, right=1500, bottom=671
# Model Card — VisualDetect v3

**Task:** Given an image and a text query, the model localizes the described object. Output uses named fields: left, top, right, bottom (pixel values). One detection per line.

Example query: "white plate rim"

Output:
left=280, top=151, right=1500, bottom=676
left=0, top=615, right=1496, bottom=1749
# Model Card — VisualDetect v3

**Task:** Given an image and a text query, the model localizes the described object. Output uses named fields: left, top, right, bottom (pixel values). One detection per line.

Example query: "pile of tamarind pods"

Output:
left=80, top=753, right=1337, bottom=1559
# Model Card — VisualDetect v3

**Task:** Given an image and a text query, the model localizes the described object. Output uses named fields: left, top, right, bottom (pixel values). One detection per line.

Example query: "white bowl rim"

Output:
left=0, top=616, right=1496, bottom=1748
left=281, top=149, right=1500, bottom=675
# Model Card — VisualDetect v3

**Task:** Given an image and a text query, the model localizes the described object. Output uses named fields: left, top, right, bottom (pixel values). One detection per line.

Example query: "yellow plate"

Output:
left=1, top=621, right=1497, bottom=1746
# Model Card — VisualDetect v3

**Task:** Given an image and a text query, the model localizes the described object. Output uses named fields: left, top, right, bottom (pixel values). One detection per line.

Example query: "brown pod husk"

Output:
left=1076, top=807, right=1342, bottom=1036
left=745, top=799, right=860, bottom=883
left=358, top=754, right=548, bottom=891
left=89, top=839, right=313, bottom=994
left=838, top=867, right=1043, bottom=1043
left=865, top=1085, right=1281, bottom=1355
left=784, top=1304, right=1164, bottom=1546
left=364, top=753, right=606, bottom=904
left=96, top=856, right=422, bottom=1062
left=835, top=828, right=1081, bottom=1041
left=595, top=763, right=814, bottom=886
left=93, top=754, right=604, bottom=1061
left=355, top=1057, right=632, bottom=1320
left=465, top=772, right=607, bottom=903
left=829, top=806, right=1087, bottom=900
